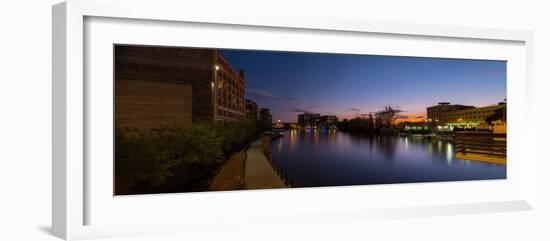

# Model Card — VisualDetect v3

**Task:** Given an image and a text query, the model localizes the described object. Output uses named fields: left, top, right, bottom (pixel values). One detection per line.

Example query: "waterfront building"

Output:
left=399, top=121, right=430, bottom=132
left=245, top=99, right=258, bottom=120
left=115, top=45, right=245, bottom=129
left=441, top=102, right=506, bottom=128
left=273, top=120, right=285, bottom=129
left=426, top=101, right=507, bottom=130
left=320, top=115, right=339, bottom=128
left=426, top=102, right=475, bottom=124
left=298, top=112, right=321, bottom=128
left=297, top=113, right=339, bottom=128
left=259, top=108, right=273, bottom=128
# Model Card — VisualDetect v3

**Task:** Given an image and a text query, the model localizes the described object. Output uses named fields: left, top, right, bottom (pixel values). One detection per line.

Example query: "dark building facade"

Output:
left=297, top=113, right=339, bottom=128
left=259, top=108, right=272, bottom=128
left=115, top=45, right=245, bottom=129
left=245, top=99, right=258, bottom=120
left=298, top=112, right=321, bottom=128
left=321, top=115, right=339, bottom=128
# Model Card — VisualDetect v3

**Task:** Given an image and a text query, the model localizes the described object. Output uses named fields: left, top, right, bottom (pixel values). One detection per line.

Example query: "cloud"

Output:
left=247, top=89, right=278, bottom=100
left=349, top=108, right=361, bottom=112
left=286, top=104, right=313, bottom=113
left=289, top=101, right=302, bottom=106
left=394, top=115, right=424, bottom=120
left=285, top=97, right=300, bottom=102
left=290, top=108, right=311, bottom=113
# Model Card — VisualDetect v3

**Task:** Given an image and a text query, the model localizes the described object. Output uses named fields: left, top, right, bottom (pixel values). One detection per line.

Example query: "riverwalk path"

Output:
left=244, top=139, right=286, bottom=189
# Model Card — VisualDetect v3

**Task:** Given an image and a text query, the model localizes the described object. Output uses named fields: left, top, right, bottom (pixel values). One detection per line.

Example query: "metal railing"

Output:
left=455, top=131, right=506, bottom=158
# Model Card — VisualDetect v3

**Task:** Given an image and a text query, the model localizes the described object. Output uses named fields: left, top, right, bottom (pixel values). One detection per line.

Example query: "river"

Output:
left=270, top=129, right=506, bottom=187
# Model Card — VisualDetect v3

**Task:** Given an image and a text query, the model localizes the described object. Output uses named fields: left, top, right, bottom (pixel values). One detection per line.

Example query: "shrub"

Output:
left=115, top=120, right=266, bottom=194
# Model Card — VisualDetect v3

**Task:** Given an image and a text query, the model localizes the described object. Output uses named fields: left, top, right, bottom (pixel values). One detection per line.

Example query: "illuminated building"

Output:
left=426, top=102, right=474, bottom=124
left=441, top=102, right=506, bottom=127
left=297, top=113, right=338, bottom=128
left=320, top=115, right=338, bottom=128
left=399, top=121, right=430, bottom=131
left=214, top=54, right=246, bottom=121
left=298, top=112, right=321, bottom=128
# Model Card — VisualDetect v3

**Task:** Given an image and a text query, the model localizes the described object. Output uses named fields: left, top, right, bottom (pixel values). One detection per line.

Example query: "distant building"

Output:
left=259, top=108, right=272, bottom=128
left=426, top=102, right=475, bottom=124
left=441, top=102, right=506, bottom=127
left=298, top=112, right=321, bottom=128
left=398, top=121, right=430, bottom=132
left=321, top=115, right=338, bottom=128
left=115, top=45, right=245, bottom=129
left=297, top=113, right=338, bottom=128
left=273, top=120, right=284, bottom=129
left=245, top=99, right=258, bottom=119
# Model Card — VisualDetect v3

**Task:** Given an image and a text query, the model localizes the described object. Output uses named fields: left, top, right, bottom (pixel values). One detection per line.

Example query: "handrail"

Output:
left=455, top=131, right=507, bottom=159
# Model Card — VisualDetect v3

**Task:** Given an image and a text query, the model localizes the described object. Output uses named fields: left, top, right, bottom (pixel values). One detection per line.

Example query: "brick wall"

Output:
left=115, top=45, right=216, bottom=129
left=116, top=79, right=192, bottom=129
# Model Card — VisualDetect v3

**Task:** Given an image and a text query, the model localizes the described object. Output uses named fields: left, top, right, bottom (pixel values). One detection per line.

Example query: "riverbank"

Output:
left=244, top=138, right=286, bottom=189
left=210, top=150, right=247, bottom=191
left=270, top=130, right=505, bottom=186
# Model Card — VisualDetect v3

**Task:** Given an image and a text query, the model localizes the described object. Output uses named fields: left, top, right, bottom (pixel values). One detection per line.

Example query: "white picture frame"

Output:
left=52, top=0, right=535, bottom=240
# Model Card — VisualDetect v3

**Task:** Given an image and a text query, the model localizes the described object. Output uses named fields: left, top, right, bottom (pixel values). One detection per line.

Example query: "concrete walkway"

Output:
left=244, top=139, right=286, bottom=189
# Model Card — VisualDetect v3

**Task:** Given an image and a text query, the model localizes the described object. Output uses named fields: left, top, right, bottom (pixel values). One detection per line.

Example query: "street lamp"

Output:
left=213, top=65, right=220, bottom=120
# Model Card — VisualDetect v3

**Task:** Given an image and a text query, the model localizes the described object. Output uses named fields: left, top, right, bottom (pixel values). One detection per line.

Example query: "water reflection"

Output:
left=446, top=143, right=453, bottom=164
left=271, top=130, right=505, bottom=187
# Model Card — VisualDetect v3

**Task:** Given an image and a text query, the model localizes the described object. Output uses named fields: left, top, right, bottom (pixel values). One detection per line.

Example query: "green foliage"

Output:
left=215, top=120, right=265, bottom=155
left=210, top=151, right=247, bottom=191
left=115, top=128, right=174, bottom=190
left=115, top=120, right=265, bottom=194
left=150, top=122, right=224, bottom=164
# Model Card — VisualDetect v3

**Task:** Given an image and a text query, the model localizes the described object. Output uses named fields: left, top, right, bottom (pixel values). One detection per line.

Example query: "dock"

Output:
left=455, top=131, right=506, bottom=165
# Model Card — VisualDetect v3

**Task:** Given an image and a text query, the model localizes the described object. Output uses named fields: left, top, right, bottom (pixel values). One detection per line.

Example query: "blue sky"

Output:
left=220, top=49, right=506, bottom=123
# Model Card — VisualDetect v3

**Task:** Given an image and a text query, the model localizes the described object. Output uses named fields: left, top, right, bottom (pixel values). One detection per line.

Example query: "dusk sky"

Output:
left=220, top=49, right=506, bottom=123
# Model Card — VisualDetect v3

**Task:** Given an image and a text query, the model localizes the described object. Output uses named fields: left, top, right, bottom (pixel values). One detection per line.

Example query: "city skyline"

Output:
left=221, top=49, right=506, bottom=123
left=114, top=45, right=507, bottom=195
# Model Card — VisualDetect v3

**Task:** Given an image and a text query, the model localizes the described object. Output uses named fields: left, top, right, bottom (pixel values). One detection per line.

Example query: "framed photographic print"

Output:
left=52, top=0, right=535, bottom=240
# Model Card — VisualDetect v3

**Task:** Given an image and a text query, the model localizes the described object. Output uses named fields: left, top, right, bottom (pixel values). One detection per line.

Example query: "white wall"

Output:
left=0, top=0, right=548, bottom=240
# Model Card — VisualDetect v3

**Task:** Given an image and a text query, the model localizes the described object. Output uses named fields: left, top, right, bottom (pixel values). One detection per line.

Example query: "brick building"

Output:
left=115, top=45, right=246, bottom=129
left=259, top=108, right=272, bottom=129
left=245, top=99, right=259, bottom=119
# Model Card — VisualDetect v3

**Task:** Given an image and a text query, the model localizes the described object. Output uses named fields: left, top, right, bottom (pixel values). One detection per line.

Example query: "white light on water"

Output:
left=446, top=143, right=453, bottom=164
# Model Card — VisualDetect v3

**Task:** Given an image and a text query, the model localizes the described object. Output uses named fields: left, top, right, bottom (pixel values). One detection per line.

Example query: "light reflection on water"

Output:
left=271, top=130, right=506, bottom=187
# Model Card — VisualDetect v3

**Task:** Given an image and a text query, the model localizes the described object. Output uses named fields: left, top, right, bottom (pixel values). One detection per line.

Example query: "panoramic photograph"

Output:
left=114, top=45, right=507, bottom=195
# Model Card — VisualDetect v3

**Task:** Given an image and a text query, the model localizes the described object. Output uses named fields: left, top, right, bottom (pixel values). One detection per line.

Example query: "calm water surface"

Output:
left=271, top=130, right=506, bottom=187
